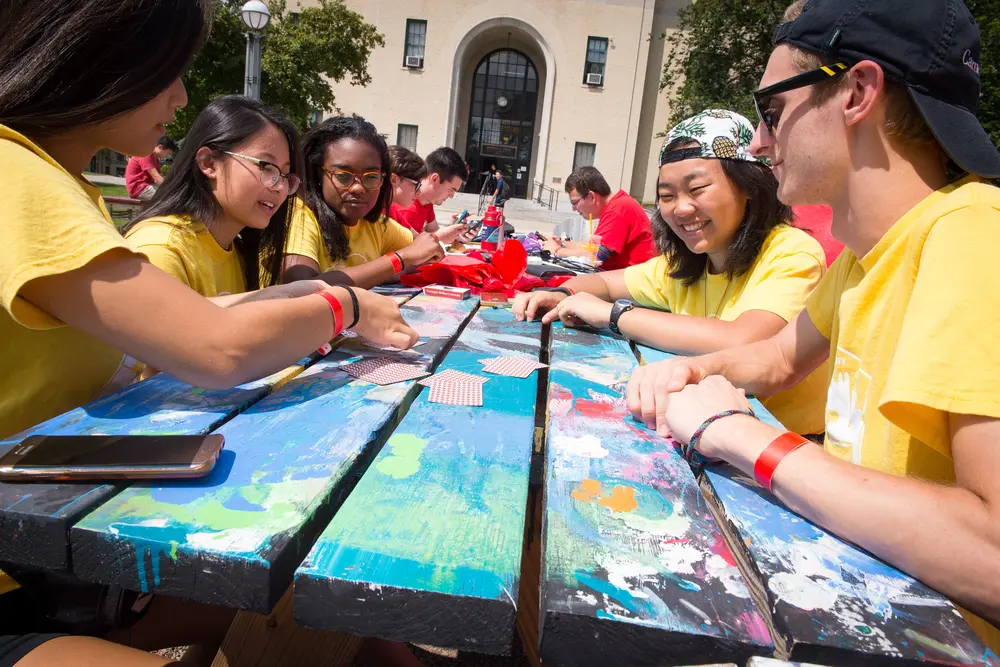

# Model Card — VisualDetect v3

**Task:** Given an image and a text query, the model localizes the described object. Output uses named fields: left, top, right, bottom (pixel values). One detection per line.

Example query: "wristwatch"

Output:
left=609, top=299, right=635, bottom=335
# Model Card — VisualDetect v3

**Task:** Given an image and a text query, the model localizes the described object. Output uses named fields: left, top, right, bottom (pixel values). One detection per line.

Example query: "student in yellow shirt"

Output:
left=627, top=0, right=1000, bottom=648
left=513, top=110, right=828, bottom=434
left=280, top=116, right=458, bottom=288
left=0, top=0, right=418, bottom=663
left=124, top=96, right=299, bottom=299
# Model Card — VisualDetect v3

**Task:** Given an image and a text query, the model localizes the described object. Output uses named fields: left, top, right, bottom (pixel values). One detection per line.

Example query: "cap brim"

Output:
left=909, top=89, right=1000, bottom=178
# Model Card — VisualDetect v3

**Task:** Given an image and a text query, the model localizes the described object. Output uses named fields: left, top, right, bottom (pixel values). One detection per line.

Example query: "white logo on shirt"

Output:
left=963, top=49, right=981, bottom=76
left=825, top=347, right=871, bottom=464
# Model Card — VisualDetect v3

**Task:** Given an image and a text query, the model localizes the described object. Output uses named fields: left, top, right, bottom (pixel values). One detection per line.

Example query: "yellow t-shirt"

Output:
left=805, top=176, right=1000, bottom=649
left=0, top=125, right=146, bottom=594
left=0, top=125, right=145, bottom=440
left=624, top=224, right=829, bottom=434
left=283, top=198, right=414, bottom=272
left=124, top=216, right=247, bottom=297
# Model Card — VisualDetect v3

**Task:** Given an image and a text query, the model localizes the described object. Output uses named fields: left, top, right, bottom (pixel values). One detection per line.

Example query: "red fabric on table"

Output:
left=593, top=190, right=657, bottom=271
left=791, top=204, right=842, bottom=267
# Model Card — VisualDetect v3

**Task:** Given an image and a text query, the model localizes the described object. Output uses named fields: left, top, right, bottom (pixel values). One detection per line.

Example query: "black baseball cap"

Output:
left=774, top=0, right=1000, bottom=178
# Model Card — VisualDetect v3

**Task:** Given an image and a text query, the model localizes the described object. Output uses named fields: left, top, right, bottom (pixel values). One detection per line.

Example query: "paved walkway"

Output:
left=437, top=192, right=582, bottom=238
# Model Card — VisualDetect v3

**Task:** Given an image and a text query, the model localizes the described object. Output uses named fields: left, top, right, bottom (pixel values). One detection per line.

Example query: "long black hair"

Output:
left=0, top=0, right=211, bottom=136
left=652, top=137, right=792, bottom=285
left=301, top=115, right=392, bottom=263
left=126, top=96, right=301, bottom=290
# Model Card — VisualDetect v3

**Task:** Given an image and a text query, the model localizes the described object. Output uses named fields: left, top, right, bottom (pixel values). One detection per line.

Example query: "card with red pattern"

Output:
left=341, top=357, right=429, bottom=385
left=427, top=378, right=484, bottom=406
left=418, top=369, right=488, bottom=388
left=479, top=356, right=548, bottom=379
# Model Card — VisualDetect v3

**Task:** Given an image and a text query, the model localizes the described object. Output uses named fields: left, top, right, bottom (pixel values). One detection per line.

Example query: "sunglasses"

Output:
left=325, top=168, right=385, bottom=190
left=222, top=151, right=300, bottom=194
left=752, top=62, right=850, bottom=134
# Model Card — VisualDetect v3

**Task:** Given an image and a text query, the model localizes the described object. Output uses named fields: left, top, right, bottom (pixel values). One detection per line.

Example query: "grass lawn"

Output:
left=97, top=182, right=129, bottom=198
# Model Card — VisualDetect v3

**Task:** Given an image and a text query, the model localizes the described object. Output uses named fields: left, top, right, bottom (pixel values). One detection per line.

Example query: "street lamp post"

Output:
left=241, top=0, right=271, bottom=101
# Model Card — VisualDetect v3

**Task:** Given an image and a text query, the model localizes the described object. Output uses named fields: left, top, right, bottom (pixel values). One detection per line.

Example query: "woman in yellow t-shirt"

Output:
left=124, top=96, right=299, bottom=299
left=513, top=110, right=828, bottom=434
left=0, top=0, right=418, bottom=662
left=280, top=116, right=455, bottom=288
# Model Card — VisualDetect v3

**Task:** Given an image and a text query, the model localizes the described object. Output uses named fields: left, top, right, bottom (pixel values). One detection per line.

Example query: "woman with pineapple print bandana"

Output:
left=514, top=109, right=829, bottom=435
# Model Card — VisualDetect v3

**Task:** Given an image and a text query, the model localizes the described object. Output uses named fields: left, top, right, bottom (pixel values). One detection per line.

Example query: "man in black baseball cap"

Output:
left=625, top=0, right=1000, bottom=650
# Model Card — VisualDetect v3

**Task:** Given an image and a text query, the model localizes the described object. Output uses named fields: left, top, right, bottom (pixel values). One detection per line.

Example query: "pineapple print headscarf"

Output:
left=659, top=109, right=767, bottom=167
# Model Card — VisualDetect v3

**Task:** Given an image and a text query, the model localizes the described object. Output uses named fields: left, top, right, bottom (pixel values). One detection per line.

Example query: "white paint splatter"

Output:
left=574, top=591, right=598, bottom=605
left=149, top=410, right=198, bottom=423
left=657, top=542, right=704, bottom=575
left=602, top=558, right=659, bottom=600
left=554, top=433, right=608, bottom=459
left=705, top=554, right=752, bottom=599
left=768, top=572, right=839, bottom=611
left=615, top=508, right=691, bottom=537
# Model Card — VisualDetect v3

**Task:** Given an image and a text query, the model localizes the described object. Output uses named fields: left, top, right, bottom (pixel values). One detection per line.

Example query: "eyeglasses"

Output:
left=402, top=177, right=420, bottom=192
left=752, top=62, right=850, bottom=134
left=325, top=169, right=384, bottom=190
left=221, top=151, right=300, bottom=194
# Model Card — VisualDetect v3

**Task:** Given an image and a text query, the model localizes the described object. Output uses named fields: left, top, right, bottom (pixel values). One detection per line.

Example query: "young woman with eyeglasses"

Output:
left=124, top=96, right=307, bottom=299
left=280, top=115, right=451, bottom=288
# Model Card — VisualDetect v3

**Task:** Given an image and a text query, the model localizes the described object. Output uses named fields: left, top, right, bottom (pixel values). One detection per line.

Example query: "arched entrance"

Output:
left=463, top=49, right=539, bottom=199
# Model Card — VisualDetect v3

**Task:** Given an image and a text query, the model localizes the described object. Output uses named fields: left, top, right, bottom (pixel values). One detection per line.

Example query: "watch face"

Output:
left=615, top=299, right=632, bottom=308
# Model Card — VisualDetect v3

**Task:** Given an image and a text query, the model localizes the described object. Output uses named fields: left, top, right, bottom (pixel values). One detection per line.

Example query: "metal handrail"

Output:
left=531, top=181, right=560, bottom=210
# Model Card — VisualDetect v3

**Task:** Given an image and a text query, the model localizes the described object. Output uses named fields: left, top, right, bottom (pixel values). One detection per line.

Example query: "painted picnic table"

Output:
left=0, top=300, right=994, bottom=666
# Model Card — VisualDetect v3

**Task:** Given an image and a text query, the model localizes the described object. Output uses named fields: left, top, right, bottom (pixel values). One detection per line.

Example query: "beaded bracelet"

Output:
left=683, top=408, right=757, bottom=464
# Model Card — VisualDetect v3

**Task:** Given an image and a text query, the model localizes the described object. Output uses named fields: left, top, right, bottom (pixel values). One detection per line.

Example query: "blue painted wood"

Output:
left=539, top=327, right=772, bottom=667
left=636, top=345, right=997, bottom=665
left=69, top=295, right=479, bottom=613
left=294, top=307, right=542, bottom=655
left=0, top=361, right=311, bottom=571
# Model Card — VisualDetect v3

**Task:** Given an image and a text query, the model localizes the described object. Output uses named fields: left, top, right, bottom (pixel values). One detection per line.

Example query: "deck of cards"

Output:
left=422, top=285, right=471, bottom=300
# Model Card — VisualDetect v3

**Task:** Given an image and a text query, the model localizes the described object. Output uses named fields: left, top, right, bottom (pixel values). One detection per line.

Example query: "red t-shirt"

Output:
left=390, top=201, right=435, bottom=234
left=125, top=153, right=160, bottom=198
left=791, top=204, right=842, bottom=266
left=594, top=190, right=657, bottom=271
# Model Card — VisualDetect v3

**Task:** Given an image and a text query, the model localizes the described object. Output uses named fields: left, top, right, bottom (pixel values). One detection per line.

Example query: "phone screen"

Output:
left=8, top=435, right=220, bottom=469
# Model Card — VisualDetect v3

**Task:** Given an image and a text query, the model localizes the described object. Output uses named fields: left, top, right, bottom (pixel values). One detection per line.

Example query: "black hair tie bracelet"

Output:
left=341, top=286, right=360, bottom=330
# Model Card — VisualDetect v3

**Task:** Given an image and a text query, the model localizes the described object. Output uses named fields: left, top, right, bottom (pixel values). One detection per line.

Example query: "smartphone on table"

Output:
left=0, top=434, right=225, bottom=481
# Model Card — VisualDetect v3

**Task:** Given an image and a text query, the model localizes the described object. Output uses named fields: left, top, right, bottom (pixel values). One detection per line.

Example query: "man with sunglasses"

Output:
left=391, top=146, right=468, bottom=235
left=627, top=0, right=1000, bottom=647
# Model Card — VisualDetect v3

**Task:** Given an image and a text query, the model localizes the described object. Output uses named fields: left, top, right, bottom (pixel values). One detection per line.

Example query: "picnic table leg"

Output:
left=211, top=587, right=362, bottom=667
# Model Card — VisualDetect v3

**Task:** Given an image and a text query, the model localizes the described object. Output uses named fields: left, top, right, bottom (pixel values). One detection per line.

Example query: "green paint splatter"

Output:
left=375, top=434, right=428, bottom=479
left=169, top=540, right=179, bottom=561
left=856, top=625, right=873, bottom=635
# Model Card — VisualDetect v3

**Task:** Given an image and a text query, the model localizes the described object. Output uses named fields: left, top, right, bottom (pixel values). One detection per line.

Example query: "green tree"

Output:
left=660, top=0, right=1000, bottom=151
left=168, top=0, right=384, bottom=136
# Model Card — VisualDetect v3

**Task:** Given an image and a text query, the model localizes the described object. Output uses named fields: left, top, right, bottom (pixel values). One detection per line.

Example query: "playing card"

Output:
left=341, top=357, right=429, bottom=385
left=428, top=378, right=484, bottom=406
left=480, top=356, right=548, bottom=379
left=418, top=369, right=488, bottom=387
left=411, top=322, right=450, bottom=338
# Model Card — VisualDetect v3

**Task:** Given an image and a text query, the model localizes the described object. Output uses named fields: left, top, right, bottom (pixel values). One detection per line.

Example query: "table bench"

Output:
left=1, top=297, right=995, bottom=666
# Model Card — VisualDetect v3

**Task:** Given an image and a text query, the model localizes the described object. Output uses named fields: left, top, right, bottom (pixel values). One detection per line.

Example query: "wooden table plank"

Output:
left=637, top=345, right=996, bottom=666
left=0, top=361, right=310, bottom=572
left=69, top=295, right=478, bottom=613
left=294, top=307, right=542, bottom=655
left=539, top=327, right=772, bottom=667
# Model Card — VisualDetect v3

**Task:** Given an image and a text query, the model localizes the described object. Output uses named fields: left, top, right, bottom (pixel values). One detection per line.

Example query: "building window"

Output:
left=403, top=19, right=427, bottom=68
left=397, top=124, right=418, bottom=151
left=573, top=142, right=596, bottom=171
left=583, top=37, right=608, bottom=86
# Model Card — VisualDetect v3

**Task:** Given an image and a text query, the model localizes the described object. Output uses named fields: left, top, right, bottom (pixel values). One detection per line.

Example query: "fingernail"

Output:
left=656, top=426, right=667, bottom=437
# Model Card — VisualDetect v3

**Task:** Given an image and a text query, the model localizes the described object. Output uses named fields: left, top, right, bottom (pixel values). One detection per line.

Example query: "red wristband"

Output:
left=385, top=251, right=404, bottom=274
left=430, top=232, right=440, bottom=243
left=753, top=432, right=809, bottom=492
left=316, top=291, right=344, bottom=338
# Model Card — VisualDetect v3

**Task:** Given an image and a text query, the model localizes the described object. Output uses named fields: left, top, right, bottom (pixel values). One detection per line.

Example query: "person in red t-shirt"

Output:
left=124, top=135, right=177, bottom=199
left=791, top=204, right=842, bottom=266
left=542, top=166, right=656, bottom=270
left=389, top=146, right=468, bottom=236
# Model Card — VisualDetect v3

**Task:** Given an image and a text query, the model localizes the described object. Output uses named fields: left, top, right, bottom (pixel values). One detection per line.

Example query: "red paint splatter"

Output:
left=575, top=398, right=623, bottom=418
left=711, top=534, right=738, bottom=568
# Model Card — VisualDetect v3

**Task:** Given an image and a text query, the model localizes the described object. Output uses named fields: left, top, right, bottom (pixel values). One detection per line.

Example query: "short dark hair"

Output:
left=565, top=166, right=612, bottom=198
left=425, top=147, right=468, bottom=183
left=127, top=96, right=301, bottom=291
left=156, top=136, right=179, bottom=152
left=0, top=0, right=211, bottom=138
left=301, top=115, right=392, bottom=263
left=652, top=137, right=792, bottom=285
left=388, top=145, right=426, bottom=181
